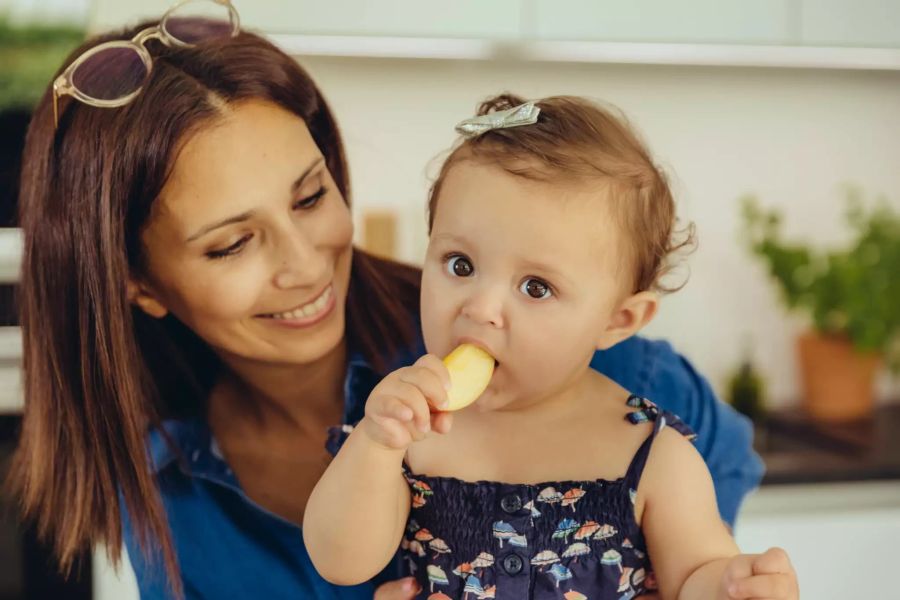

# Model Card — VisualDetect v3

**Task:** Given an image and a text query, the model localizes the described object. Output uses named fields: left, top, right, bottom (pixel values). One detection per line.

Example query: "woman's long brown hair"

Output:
left=9, top=25, right=420, bottom=596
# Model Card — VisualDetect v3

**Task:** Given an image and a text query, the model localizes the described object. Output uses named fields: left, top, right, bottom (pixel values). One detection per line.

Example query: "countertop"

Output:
left=756, top=403, right=900, bottom=485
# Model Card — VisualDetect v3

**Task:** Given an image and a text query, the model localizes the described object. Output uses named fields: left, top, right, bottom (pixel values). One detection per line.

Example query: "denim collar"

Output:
left=146, top=342, right=420, bottom=479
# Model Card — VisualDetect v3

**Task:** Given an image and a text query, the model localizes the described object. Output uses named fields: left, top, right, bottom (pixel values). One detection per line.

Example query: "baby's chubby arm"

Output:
left=640, top=429, right=799, bottom=600
left=303, top=355, right=453, bottom=586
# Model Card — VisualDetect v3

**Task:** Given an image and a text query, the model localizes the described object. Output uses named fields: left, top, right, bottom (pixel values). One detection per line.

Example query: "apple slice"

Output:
left=442, top=344, right=495, bottom=411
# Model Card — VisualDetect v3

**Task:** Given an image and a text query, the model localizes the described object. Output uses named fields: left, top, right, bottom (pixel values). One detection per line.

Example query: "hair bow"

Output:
left=454, top=102, right=540, bottom=138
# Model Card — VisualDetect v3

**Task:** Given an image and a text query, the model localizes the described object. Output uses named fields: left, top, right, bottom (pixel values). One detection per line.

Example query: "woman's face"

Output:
left=132, top=100, right=354, bottom=368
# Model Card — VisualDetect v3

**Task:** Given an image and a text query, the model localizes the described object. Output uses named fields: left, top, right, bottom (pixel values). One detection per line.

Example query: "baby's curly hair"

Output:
left=428, top=93, right=695, bottom=294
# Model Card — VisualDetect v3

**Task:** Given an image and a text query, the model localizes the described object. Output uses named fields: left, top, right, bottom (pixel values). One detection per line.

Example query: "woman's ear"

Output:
left=127, top=278, right=169, bottom=319
left=595, top=291, right=659, bottom=351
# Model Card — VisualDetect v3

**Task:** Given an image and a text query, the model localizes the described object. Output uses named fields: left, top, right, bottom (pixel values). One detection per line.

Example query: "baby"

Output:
left=305, top=94, right=798, bottom=600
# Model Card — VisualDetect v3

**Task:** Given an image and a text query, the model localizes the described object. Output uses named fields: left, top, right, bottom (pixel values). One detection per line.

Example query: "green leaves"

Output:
left=740, top=188, right=900, bottom=371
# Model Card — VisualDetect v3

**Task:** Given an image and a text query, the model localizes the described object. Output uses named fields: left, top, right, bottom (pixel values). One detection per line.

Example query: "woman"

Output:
left=10, top=5, right=762, bottom=599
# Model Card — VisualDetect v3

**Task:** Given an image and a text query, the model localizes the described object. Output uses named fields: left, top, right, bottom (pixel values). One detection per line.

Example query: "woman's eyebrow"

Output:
left=291, top=156, right=325, bottom=193
left=186, top=157, right=325, bottom=243
left=186, top=210, right=254, bottom=243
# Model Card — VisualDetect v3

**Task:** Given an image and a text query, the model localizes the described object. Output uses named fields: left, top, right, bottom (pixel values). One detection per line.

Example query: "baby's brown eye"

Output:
left=521, top=278, right=552, bottom=299
left=447, top=256, right=474, bottom=277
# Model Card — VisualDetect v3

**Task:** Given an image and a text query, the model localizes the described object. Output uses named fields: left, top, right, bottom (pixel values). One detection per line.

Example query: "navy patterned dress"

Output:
left=398, top=395, right=696, bottom=600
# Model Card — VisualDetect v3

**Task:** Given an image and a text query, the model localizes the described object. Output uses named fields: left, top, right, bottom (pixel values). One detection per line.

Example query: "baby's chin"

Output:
left=468, top=386, right=519, bottom=413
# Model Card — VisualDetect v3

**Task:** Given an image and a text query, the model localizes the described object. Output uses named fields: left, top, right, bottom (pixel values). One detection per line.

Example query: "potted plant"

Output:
left=740, top=188, right=899, bottom=422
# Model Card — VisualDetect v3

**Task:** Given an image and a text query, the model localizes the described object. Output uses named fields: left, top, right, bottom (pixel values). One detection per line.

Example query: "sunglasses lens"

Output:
left=71, top=46, right=149, bottom=101
left=164, top=1, right=236, bottom=45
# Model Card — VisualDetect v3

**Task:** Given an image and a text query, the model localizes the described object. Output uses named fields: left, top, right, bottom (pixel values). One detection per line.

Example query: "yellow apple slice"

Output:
left=442, top=344, right=495, bottom=411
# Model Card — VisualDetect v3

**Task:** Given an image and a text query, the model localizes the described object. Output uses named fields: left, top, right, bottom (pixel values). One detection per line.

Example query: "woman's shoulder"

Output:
left=590, top=336, right=711, bottom=415
left=590, top=336, right=675, bottom=384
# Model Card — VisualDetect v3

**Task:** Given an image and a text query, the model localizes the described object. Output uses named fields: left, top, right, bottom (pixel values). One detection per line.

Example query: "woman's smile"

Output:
left=257, top=284, right=336, bottom=328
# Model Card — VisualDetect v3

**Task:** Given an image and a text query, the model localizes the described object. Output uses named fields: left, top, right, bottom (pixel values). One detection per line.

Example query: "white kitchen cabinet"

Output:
left=800, top=0, right=900, bottom=48
left=89, top=0, right=900, bottom=48
left=531, top=0, right=794, bottom=44
left=86, top=0, right=900, bottom=69
left=245, top=0, right=522, bottom=39
left=89, top=0, right=523, bottom=39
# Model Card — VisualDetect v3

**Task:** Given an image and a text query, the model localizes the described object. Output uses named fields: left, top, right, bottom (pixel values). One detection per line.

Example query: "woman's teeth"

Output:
left=267, top=286, right=332, bottom=319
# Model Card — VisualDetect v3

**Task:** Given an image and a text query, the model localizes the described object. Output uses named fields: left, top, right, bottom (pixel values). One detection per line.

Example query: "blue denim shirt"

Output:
left=123, top=335, right=763, bottom=599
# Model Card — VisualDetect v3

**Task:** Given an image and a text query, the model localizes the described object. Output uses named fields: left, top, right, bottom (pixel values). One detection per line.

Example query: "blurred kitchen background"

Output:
left=1, top=1, right=899, bottom=598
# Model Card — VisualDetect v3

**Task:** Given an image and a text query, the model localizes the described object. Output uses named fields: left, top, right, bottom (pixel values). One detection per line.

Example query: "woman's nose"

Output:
left=461, top=286, right=506, bottom=329
left=272, top=229, right=326, bottom=290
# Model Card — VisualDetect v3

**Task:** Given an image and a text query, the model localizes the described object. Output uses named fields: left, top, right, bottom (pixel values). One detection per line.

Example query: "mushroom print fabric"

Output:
left=400, top=395, right=695, bottom=599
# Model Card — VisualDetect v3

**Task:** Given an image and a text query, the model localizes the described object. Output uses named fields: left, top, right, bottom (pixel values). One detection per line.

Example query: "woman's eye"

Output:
left=446, top=255, right=474, bottom=277
left=520, top=278, right=553, bottom=300
left=294, top=186, right=327, bottom=210
left=206, top=234, right=252, bottom=260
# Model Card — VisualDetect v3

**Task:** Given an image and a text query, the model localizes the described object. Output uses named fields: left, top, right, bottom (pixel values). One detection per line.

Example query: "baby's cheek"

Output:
left=507, top=337, right=551, bottom=380
left=420, top=277, right=453, bottom=346
left=519, top=357, right=564, bottom=391
left=517, top=324, right=588, bottom=379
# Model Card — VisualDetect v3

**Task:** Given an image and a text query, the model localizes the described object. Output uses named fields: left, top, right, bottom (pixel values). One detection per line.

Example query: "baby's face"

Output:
left=421, top=160, right=633, bottom=412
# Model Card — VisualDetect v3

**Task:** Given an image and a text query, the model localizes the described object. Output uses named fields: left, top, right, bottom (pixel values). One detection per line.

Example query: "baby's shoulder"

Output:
left=637, top=423, right=710, bottom=504
left=575, top=374, right=654, bottom=440
left=556, top=392, right=655, bottom=481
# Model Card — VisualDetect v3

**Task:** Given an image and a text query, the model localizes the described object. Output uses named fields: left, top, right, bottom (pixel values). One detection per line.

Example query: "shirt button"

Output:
left=502, top=553, right=524, bottom=575
left=500, top=494, right=522, bottom=514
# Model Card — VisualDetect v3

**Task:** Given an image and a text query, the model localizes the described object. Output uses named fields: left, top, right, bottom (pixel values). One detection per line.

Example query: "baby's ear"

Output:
left=595, top=291, right=659, bottom=350
left=127, top=278, right=169, bottom=319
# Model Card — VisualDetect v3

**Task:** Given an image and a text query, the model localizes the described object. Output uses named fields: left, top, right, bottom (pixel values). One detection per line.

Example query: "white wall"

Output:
left=298, top=56, right=900, bottom=406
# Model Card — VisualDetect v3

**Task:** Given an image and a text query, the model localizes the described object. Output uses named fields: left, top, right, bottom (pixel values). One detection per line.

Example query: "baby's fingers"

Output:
left=431, top=411, right=454, bottom=435
left=375, top=397, right=414, bottom=423
left=365, top=412, right=413, bottom=450
left=752, top=547, right=793, bottom=576
left=384, top=380, right=431, bottom=434
left=413, top=354, right=451, bottom=392
left=400, top=362, right=449, bottom=411
left=729, top=573, right=798, bottom=600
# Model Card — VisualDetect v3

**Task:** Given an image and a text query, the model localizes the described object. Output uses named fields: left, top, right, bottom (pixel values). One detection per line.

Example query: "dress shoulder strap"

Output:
left=622, top=394, right=697, bottom=488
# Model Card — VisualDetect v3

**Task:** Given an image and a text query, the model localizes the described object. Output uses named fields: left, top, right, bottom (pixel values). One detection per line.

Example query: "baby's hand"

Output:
left=721, top=548, right=798, bottom=600
left=360, top=355, right=453, bottom=450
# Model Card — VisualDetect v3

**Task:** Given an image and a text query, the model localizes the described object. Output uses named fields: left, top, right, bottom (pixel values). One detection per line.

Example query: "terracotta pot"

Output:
left=796, top=331, right=881, bottom=422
